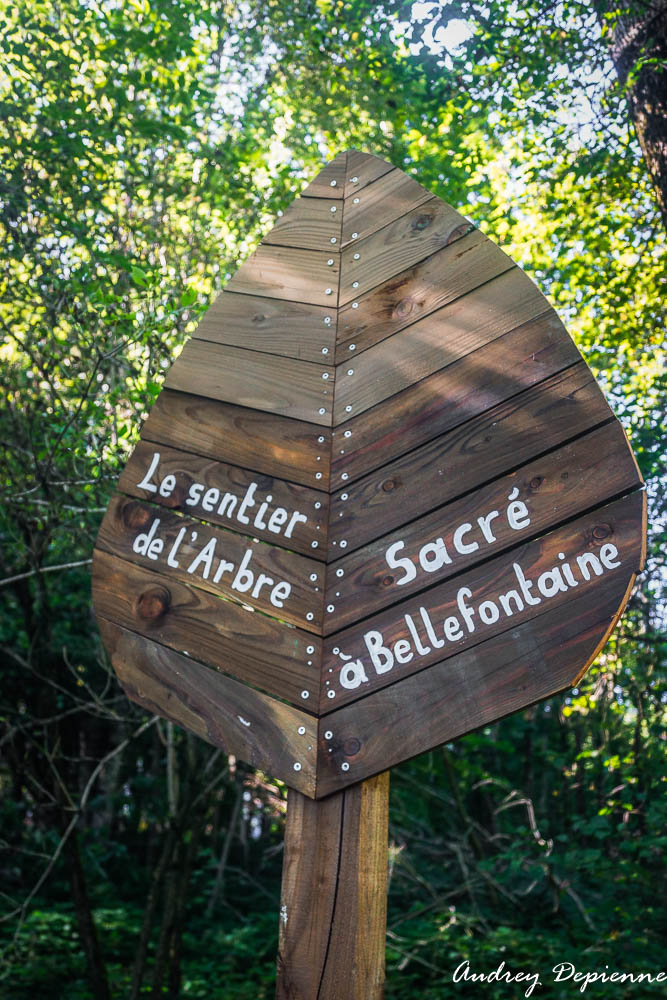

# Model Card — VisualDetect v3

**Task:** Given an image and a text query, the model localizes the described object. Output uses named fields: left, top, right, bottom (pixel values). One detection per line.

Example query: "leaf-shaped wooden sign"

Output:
left=92, top=150, right=646, bottom=800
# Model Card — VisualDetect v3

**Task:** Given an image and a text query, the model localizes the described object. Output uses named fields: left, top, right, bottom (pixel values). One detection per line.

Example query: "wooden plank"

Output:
left=97, top=618, right=318, bottom=796
left=336, top=227, right=512, bottom=358
left=301, top=150, right=346, bottom=199
left=277, top=773, right=389, bottom=996
left=328, top=363, right=614, bottom=554
left=320, top=491, right=645, bottom=712
left=263, top=196, right=342, bottom=250
left=141, top=390, right=331, bottom=491
left=325, top=422, right=642, bottom=631
left=225, top=244, right=340, bottom=306
left=118, top=439, right=328, bottom=560
left=192, top=290, right=337, bottom=364
left=165, top=340, right=335, bottom=427
left=339, top=197, right=473, bottom=309
left=344, top=150, right=394, bottom=195
left=96, top=495, right=325, bottom=633
left=330, top=312, right=581, bottom=488
left=315, top=580, right=634, bottom=795
left=92, top=549, right=322, bottom=708
left=333, top=267, right=550, bottom=424
left=341, top=167, right=431, bottom=247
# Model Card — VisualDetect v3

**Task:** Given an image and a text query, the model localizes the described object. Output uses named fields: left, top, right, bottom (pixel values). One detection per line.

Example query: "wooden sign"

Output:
left=92, top=150, right=646, bottom=801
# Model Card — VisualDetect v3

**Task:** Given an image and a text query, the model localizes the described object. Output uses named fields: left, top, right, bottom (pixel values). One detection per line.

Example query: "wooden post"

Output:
left=276, top=772, right=390, bottom=1000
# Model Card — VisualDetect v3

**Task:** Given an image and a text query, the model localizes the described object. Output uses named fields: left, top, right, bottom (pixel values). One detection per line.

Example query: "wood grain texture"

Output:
left=336, top=227, right=512, bottom=358
left=142, top=390, right=332, bottom=490
left=165, top=340, right=335, bottom=426
left=119, top=439, right=328, bottom=559
left=344, top=150, right=394, bottom=195
left=321, top=491, right=645, bottom=711
left=338, top=197, right=473, bottom=309
left=328, top=364, right=614, bottom=554
left=301, top=150, right=347, bottom=199
left=96, top=494, right=324, bottom=632
left=330, top=312, right=580, bottom=489
left=225, top=244, right=339, bottom=306
left=276, top=772, right=389, bottom=997
left=192, top=290, right=337, bottom=364
left=341, top=167, right=431, bottom=247
left=97, top=618, right=317, bottom=796
left=315, top=581, right=634, bottom=795
left=263, top=195, right=342, bottom=250
left=325, top=423, right=642, bottom=631
left=333, top=267, right=550, bottom=423
left=92, top=549, right=321, bottom=708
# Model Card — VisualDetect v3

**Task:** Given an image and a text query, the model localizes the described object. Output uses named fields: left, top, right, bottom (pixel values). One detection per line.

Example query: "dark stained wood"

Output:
left=336, top=227, right=512, bottom=359
left=96, top=495, right=324, bottom=632
left=97, top=618, right=318, bottom=796
left=344, top=150, right=394, bottom=195
left=119, top=439, right=328, bottom=559
left=193, top=290, right=337, bottom=364
left=276, top=772, right=389, bottom=996
left=315, top=580, right=635, bottom=795
left=263, top=195, right=342, bottom=250
left=225, top=244, right=340, bottom=306
left=328, top=364, right=615, bottom=554
left=301, top=150, right=347, bottom=199
left=338, top=197, right=473, bottom=309
left=141, top=390, right=332, bottom=491
left=341, top=167, right=431, bottom=247
left=325, top=422, right=642, bottom=631
left=320, top=491, right=645, bottom=711
left=330, top=312, right=581, bottom=488
left=333, top=267, right=550, bottom=423
left=165, top=340, right=335, bottom=427
left=92, top=549, right=322, bottom=708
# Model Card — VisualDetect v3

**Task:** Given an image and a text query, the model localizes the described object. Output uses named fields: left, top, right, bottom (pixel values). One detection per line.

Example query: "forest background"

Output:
left=0, top=1, right=665, bottom=997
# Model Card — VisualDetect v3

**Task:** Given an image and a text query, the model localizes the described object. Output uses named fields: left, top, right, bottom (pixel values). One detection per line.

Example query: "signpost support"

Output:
left=276, top=773, right=390, bottom=1000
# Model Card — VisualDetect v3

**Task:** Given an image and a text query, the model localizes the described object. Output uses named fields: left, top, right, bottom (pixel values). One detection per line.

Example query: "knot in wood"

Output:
left=382, top=477, right=401, bottom=493
left=592, top=523, right=611, bottom=542
left=136, top=586, right=171, bottom=621
left=393, top=297, right=415, bottom=320
left=161, top=481, right=190, bottom=510
left=122, top=501, right=152, bottom=531
left=382, top=575, right=394, bottom=587
left=446, top=222, right=473, bottom=245
left=529, top=475, right=544, bottom=491
left=411, top=213, right=433, bottom=231
left=343, top=738, right=361, bottom=757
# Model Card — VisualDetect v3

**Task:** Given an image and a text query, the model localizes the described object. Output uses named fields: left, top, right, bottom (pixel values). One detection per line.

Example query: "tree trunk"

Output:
left=602, top=1, right=667, bottom=230
left=62, top=825, right=112, bottom=1000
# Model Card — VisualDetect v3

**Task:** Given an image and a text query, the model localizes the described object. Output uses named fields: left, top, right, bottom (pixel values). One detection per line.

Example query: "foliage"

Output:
left=0, top=0, right=665, bottom=997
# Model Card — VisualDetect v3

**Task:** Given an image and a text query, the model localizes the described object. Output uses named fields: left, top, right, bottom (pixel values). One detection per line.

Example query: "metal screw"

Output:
left=301, top=690, right=309, bottom=699
left=336, top=568, right=344, bottom=577
left=349, top=344, right=356, bottom=350
left=307, top=646, right=315, bottom=654
left=327, top=258, right=334, bottom=265
left=341, top=493, right=348, bottom=500
left=333, top=646, right=339, bottom=654
left=325, top=730, right=333, bottom=740
left=330, top=180, right=337, bottom=187
left=322, top=372, right=329, bottom=380
left=352, top=281, right=359, bottom=288
left=318, top=407, right=326, bottom=415
left=294, top=762, right=302, bottom=771
left=315, top=472, right=322, bottom=479
left=352, top=302, right=358, bottom=309
left=353, top=197, right=360, bottom=204
left=324, top=316, right=332, bottom=324
left=341, top=762, right=349, bottom=770
left=310, top=573, right=317, bottom=581
left=327, top=604, right=335, bottom=613
left=344, top=430, right=351, bottom=438
left=298, top=725, right=306, bottom=735
left=311, top=540, right=318, bottom=548
left=318, top=436, right=325, bottom=443
left=350, top=176, right=358, bottom=182
left=322, top=347, right=329, bottom=355
left=330, top=237, right=337, bottom=244
left=353, top=252, right=360, bottom=260
left=351, top=232, right=359, bottom=239
left=306, top=612, right=314, bottom=621
left=341, top=473, right=349, bottom=481
left=325, top=288, right=333, bottom=295
left=330, top=206, right=337, bottom=213
left=340, top=540, right=348, bottom=548
left=314, top=502, right=321, bottom=509
left=328, top=690, right=336, bottom=699
left=347, top=368, right=354, bottom=375
left=345, top=404, right=352, bottom=412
